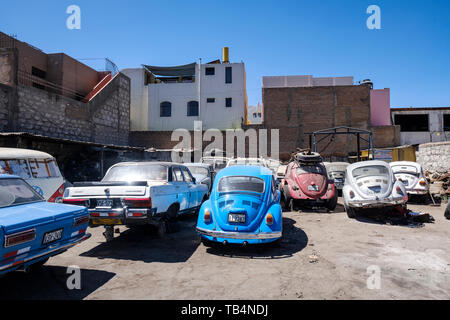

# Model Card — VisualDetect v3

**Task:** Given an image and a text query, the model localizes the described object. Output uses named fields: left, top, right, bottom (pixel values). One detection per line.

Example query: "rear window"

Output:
left=103, top=164, right=168, bottom=182
left=218, top=176, right=265, bottom=193
left=0, top=178, right=43, bottom=208
left=0, top=160, right=31, bottom=179
left=391, top=165, right=418, bottom=174
left=296, top=164, right=325, bottom=175
left=352, top=165, right=389, bottom=178
left=28, top=158, right=61, bottom=178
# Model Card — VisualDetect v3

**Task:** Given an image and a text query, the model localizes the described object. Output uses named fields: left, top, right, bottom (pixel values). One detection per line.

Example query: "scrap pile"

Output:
left=424, top=171, right=450, bottom=198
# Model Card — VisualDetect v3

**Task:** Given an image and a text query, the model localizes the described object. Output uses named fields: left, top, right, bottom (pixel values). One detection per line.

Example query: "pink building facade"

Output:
left=370, top=88, right=391, bottom=126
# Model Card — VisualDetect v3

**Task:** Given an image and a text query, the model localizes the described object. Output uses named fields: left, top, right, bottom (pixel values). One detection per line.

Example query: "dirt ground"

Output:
left=1, top=199, right=449, bottom=300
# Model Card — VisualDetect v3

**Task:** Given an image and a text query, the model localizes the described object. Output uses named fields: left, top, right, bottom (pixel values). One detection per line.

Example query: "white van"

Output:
left=0, top=147, right=65, bottom=202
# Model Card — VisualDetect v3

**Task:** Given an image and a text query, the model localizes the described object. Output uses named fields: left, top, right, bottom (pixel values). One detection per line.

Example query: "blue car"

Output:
left=196, top=166, right=282, bottom=246
left=0, top=175, right=91, bottom=275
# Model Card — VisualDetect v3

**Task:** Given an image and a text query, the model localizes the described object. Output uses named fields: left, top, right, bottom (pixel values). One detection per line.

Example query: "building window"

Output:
left=225, top=67, right=232, bottom=84
left=187, top=101, right=199, bottom=117
left=444, top=114, right=450, bottom=131
left=205, top=67, right=215, bottom=76
left=225, top=97, right=232, bottom=108
left=394, top=114, right=429, bottom=132
left=31, top=66, right=46, bottom=90
left=207, top=98, right=215, bottom=103
left=160, top=101, right=172, bottom=117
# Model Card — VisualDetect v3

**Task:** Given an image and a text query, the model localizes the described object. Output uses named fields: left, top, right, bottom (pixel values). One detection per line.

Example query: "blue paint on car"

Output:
left=196, top=166, right=282, bottom=245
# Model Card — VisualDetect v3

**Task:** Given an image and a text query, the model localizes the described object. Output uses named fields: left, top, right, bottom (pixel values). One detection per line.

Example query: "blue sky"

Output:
left=1, top=0, right=449, bottom=107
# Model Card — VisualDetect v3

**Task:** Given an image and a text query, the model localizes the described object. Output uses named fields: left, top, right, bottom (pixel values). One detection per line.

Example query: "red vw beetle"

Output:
left=279, top=151, right=337, bottom=211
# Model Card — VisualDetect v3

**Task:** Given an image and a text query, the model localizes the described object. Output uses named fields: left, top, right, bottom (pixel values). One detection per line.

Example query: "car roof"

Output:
left=0, top=147, right=54, bottom=160
left=183, top=162, right=211, bottom=168
left=347, top=160, right=390, bottom=171
left=389, top=161, right=421, bottom=168
left=111, top=161, right=181, bottom=167
left=0, top=174, right=20, bottom=179
left=215, top=165, right=273, bottom=180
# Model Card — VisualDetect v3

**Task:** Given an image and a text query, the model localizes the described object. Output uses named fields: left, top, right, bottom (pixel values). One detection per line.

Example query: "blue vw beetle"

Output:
left=0, top=175, right=91, bottom=275
left=196, top=166, right=282, bottom=246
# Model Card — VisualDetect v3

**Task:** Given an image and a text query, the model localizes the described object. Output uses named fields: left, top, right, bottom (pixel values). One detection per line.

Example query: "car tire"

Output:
left=445, top=202, right=450, bottom=220
left=326, top=193, right=338, bottom=211
left=157, top=218, right=170, bottom=238
left=28, top=258, right=49, bottom=272
left=282, top=192, right=291, bottom=212
left=346, top=205, right=357, bottom=219
left=201, top=237, right=217, bottom=248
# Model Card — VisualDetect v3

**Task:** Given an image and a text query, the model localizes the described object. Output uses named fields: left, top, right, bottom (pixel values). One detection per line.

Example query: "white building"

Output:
left=122, top=49, right=247, bottom=131
left=247, top=103, right=263, bottom=124
left=391, top=107, right=450, bottom=145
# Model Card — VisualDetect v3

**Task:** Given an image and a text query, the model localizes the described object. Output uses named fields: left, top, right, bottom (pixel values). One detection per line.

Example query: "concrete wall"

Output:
left=416, top=141, right=450, bottom=172
left=0, top=73, right=131, bottom=146
left=123, top=62, right=247, bottom=132
left=370, top=88, right=391, bottom=126
left=391, top=108, right=450, bottom=145
left=262, top=75, right=354, bottom=88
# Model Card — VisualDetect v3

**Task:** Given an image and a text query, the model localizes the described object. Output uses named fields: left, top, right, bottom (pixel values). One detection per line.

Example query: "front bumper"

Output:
left=196, top=227, right=282, bottom=240
left=0, top=233, right=91, bottom=274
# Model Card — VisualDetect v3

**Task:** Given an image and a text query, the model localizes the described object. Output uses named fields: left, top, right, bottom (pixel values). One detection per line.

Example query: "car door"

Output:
left=172, top=166, right=189, bottom=211
left=181, top=166, right=198, bottom=209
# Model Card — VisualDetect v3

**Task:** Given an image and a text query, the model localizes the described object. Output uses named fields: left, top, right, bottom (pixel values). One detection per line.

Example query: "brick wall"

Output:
left=0, top=84, right=10, bottom=131
left=1, top=73, right=130, bottom=146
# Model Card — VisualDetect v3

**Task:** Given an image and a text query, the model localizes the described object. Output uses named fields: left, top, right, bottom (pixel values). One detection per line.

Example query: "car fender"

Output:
left=259, top=203, right=282, bottom=233
left=196, top=199, right=214, bottom=230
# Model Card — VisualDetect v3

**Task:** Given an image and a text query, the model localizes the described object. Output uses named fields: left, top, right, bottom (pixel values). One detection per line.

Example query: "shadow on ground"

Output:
left=80, top=213, right=200, bottom=263
left=0, top=265, right=115, bottom=300
left=204, top=217, right=308, bottom=259
left=293, top=203, right=346, bottom=214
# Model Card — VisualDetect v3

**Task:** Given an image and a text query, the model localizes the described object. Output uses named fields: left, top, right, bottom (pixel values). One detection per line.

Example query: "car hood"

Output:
left=212, top=192, right=265, bottom=232
left=0, top=202, right=85, bottom=233
left=296, top=173, right=327, bottom=198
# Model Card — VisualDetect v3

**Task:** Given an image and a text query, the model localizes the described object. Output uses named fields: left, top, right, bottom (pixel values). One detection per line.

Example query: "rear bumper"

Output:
left=88, top=208, right=157, bottom=227
left=347, top=198, right=406, bottom=208
left=196, top=227, right=281, bottom=240
left=0, top=233, right=91, bottom=274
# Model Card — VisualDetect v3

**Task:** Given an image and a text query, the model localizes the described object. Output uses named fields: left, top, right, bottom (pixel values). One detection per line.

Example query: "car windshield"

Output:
left=352, top=165, right=389, bottom=178
left=218, top=176, right=265, bottom=193
left=186, top=166, right=209, bottom=177
left=103, top=164, right=167, bottom=182
left=296, top=164, right=325, bottom=175
left=0, top=178, right=43, bottom=208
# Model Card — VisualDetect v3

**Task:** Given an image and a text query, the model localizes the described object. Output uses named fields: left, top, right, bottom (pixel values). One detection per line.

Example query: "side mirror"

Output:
left=275, top=190, right=281, bottom=203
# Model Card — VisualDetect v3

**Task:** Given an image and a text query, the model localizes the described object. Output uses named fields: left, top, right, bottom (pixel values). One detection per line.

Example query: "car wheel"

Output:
left=282, top=193, right=291, bottom=211
left=445, top=202, right=450, bottom=220
left=103, top=226, right=114, bottom=242
left=28, top=258, right=50, bottom=272
left=345, top=205, right=357, bottom=219
left=157, top=218, right=170, bottom=238
left=201, top=237, right=217, bottom=248
left=326, top=193, right=338, bottom=211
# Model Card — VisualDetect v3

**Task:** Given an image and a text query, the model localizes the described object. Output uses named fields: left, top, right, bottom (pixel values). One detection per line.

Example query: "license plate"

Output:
left=97, top=199, right=113, bottom=207
left=92, top=218, right=122, bottom=225
left=42, top=229, right=63, bottom=245
left=228, top=213, right=246, bottom=223
left=308, top=185, right=319, bottom=191
left=368, top=186, right=382, bottom=193
left=335, top=178, right=343, bottom=182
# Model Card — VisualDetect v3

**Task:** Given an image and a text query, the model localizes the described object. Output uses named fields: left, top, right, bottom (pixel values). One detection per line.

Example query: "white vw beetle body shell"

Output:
left=343, top=160, right=408, bottom=209
left=389, top=161, right=428, bottom=195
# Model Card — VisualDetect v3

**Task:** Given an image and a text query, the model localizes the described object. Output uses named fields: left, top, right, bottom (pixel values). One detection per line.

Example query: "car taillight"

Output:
left=48, top=184, right=65, bottom=203
left=204, top=210, right=211, bottom=223
left=4, top=229, right=36, bottom=248
left=266, top=213, right=274, bottom=225
left=63, top=198, right=89, bottom=207
left=349, top=190, right=355, bottom=198
left=419, top=180, right=426, bottom=186
left=124, top=198, right=152, bottom=208
left=73, top=215, right=90, bottom=227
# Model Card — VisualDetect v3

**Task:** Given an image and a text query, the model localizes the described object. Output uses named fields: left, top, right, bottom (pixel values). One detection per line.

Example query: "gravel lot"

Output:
left=1, top=199, right=449, bottom=300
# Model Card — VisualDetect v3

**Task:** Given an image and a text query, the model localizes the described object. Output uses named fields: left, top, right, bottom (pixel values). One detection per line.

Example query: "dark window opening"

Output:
left=31, top=66, right=46, bottom=90
left=394, top=114, right=429, bottom=132
left=207, top=98, right=215, bottom=103
left=187, top=101, right=199, bottom=117
left=225, top=67, right=232, bottom=84
left=205, top=67, right=215, bottom=76
left=225, top=97, right=232, bottom=108
left=160, top=101, right=172, bottom=117
left=444, top=114, right=450, bottom=132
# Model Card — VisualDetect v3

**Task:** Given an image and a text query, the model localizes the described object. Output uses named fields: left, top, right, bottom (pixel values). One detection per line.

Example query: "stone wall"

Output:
left=2, top=73, right=130, bottom=146
left=416, top=141, right=450, bottom=172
